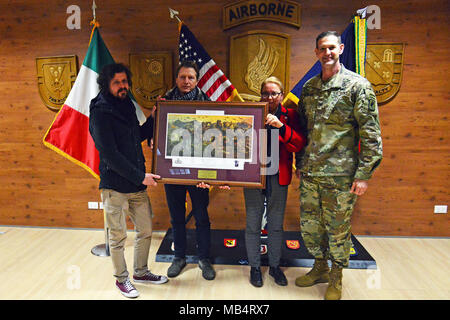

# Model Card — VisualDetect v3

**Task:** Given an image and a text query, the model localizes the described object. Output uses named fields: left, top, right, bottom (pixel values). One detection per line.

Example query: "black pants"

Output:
left=164, top=184, right=211, bottom=260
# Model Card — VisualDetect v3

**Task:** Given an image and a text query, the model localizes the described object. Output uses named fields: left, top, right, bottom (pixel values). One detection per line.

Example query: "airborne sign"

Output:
left=223, top=0, right=301, bottom=30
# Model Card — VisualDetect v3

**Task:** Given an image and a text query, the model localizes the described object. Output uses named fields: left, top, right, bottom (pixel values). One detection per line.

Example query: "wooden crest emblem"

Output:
left=365, top=43, right=405, bottom=104
left=129, top=52, right=173, bottom=109
left=230, top=31, right=290, bottom=101
left=36, top=55, right=78, bottom=111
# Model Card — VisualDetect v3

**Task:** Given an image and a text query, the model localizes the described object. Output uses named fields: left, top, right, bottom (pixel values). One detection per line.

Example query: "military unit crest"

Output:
left=286, top=240, right=300, bottom=250
left=224, top=238, right=237, bottom=248
left=230, top=30, right=290, bottom=102
left=36, top=55, right=78, bottom=111
left=350, top=245, right=358, bottom=257
left=365, top=43, right=405, bottom=104
left=260, top=244, right=267, bottom=255
left=129, top=52, right=173, bottom=108
left=350, top=240, right=358, bottom=257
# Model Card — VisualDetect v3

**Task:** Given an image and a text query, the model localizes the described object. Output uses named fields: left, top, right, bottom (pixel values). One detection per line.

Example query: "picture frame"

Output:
left=152, top=100, right=268, bottom=188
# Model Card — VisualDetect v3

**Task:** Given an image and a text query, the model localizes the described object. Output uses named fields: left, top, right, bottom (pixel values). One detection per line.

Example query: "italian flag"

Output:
left=43, top=23, right=145, bottom=179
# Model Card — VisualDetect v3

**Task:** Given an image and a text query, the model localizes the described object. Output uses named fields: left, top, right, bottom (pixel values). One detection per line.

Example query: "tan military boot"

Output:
left=295, top=258, right=330, bottom=287
left=324, top=263, right=343, bottom=300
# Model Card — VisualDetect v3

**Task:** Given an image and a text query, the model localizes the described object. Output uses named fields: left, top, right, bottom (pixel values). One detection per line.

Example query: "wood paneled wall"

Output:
left=0, top=0, right=448, bottom=236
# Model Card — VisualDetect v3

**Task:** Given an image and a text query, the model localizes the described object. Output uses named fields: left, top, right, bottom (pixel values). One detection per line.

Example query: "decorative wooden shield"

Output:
left=230, top=31, right=290, bottom=102
left=365, top=43, right=405, bottom=104
left=36, top=55, right=78, bottom=111
left=129, top=52, right=173, bottom=108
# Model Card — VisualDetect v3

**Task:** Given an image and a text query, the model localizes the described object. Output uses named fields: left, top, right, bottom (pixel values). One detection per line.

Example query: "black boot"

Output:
left=269, top=266, right=288, bottom=286
left=250, top=267, right=263, bottom=287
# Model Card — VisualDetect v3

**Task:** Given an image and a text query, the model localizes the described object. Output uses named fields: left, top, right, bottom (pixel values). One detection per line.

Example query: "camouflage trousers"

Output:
left=300, top=175, right=357, bottom=267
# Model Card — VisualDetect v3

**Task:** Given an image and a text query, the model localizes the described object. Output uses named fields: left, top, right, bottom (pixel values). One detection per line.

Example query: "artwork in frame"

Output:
left=152, top=101, right=268, bottom=188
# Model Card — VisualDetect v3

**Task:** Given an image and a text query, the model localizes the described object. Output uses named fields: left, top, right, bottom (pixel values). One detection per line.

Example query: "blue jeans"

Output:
left=164, top=184, right=210, bottom=260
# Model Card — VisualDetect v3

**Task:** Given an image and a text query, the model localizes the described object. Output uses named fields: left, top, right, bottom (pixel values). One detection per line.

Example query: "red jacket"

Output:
left=275, top=104, right=306, bottom=185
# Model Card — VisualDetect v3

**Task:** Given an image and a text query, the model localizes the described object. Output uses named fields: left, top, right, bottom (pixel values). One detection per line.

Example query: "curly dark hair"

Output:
left=97, top=63, right=132, bottom=93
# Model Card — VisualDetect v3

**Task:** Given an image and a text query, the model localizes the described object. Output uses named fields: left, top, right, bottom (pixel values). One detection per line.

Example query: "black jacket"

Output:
left=89, top=91, right=153, bottom=193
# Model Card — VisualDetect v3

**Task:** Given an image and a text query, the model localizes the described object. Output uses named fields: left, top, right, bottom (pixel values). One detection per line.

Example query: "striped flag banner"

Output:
left=43, top=22, right=145, bottom=179
left=178, top=22, right=243, bottom=102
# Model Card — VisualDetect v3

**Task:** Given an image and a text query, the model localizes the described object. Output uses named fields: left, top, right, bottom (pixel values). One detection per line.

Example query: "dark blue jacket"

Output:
left=89, top=91, right=153, bottom=193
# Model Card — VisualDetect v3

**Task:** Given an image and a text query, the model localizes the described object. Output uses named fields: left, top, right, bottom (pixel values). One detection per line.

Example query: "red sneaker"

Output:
left=133, top=272, right=168, bottom=284
left=116, top=279, right=139, bottom=298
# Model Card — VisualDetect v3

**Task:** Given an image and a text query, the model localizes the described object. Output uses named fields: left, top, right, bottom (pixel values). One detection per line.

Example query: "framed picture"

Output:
left=152, top=100, right=268, bottom=188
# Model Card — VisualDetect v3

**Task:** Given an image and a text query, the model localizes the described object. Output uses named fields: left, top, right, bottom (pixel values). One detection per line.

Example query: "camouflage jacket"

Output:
left=295, top=65, right=382, bottom=180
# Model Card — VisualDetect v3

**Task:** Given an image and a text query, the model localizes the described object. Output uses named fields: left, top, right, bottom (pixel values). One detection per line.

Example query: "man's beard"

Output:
left=114, top=88, right=128, bottom=100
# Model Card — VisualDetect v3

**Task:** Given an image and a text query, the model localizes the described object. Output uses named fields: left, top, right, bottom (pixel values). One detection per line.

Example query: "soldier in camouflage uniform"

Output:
left=294, top=31, right=382, bottom=300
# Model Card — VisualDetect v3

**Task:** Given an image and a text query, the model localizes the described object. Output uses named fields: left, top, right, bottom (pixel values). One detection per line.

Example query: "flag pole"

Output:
left=168, top=8, right=183, bottom=40
left=167, top=7, right=199, bottom=229
left=92, top=0, right=97, bottom=21
left=88, top=0, right=110, bottom=258
left=89, top=0, right=101, bottom=44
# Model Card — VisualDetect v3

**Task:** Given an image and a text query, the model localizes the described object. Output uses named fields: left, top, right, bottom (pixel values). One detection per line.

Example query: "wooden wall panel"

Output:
left=0, top=0, right=448, bottom=236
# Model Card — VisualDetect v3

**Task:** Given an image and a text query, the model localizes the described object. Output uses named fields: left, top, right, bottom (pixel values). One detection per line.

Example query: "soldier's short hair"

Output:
left=260, top=76, right=284, bottom=94
left=315, top=31, right=341, bottom=48
left=176, top=60, right=199, bottom=80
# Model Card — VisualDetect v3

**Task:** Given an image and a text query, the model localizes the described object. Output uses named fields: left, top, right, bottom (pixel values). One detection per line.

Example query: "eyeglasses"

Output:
left=261, top=92, right=282, bottom=99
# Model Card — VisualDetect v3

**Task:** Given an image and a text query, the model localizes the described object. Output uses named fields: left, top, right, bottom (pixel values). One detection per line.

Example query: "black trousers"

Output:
left=164, top=184, right=211, bottom=260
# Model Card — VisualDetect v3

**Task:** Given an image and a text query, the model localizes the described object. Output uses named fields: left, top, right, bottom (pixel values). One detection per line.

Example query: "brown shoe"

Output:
left=295, top=258, right=330, bottom=287
left=324, top=263, right=343, bottom=300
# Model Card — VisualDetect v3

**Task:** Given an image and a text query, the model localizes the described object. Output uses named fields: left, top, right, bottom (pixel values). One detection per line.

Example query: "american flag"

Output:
left=178, top=22, right=241, bottom=102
